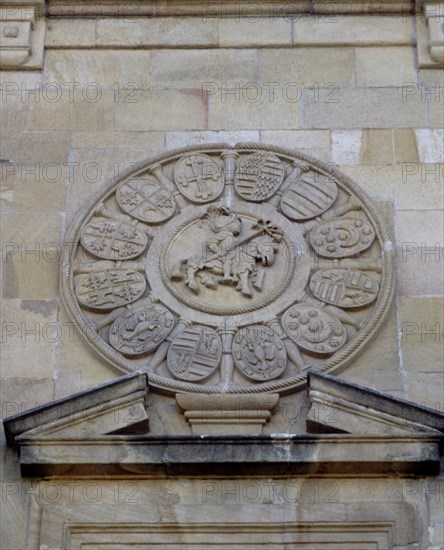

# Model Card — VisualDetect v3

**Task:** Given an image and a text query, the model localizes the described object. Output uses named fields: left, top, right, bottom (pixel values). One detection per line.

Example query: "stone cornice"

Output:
left=44, top=0, right=420, bottom=17
left=14, top=433, right=443, bottom=476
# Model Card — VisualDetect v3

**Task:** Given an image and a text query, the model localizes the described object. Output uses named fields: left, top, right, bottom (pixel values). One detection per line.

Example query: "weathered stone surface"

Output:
left=415, top=129, right=444, bottom=162
left=342, top=300, right=404, bottom=395
left=304, top=88, right=429, bottom=129
left=71, top=131, right=164, bottom=151
left=431, top=99, right=444, bottom=127
left=396, top=209, right=444, bottom=296
left=355, top=47, right=416, bottom=86
left=331, top=130, right=362, bottom=164
left=400, top=297, right=444, bottom=410
left=0, top=299, right=58, bottom=379
left=150, top=49, right=259, bottom=90
left=114, top=90, right=207, bottom=131
left=28, top=91, right=114, bottom=130
left=52, top=310, right=115, bottom=399
left=45, top=19, right=96, bottom=47
left=0, top=130, right=69, bottom=166
left=340, top=165, right=444, bottom=210
left=293, top=15, right=414, bottom=46
left=1, top=213, right=63, bottom=299
left=219, top=18, right=291, bottom=47
left=18, top=484, right=421, bottom=550
left=97, top=17, right=219, bottom=47
left=360, top=130, right=394, bottom=165
left=261, top=48, right=354, bottom=87
left=210, top=95, right=302, bottom=129
left=42, top=50, right=153, bottom=89
left=393, top=129, right=419, bottom=163
left=165, top=130, right=260, bottom=149
left=260, top=130, right=331, bottom=162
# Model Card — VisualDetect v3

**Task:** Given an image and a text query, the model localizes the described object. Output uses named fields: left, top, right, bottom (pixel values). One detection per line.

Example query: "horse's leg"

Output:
left=239, top=270, right=253, bottom=297
left=184, top=264, right=200, bottom=294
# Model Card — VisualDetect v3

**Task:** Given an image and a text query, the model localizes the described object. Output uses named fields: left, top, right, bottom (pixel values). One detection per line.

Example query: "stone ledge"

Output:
left=45, top=0, right=420, bottom=17
left=15, top=433, right=442, bottom=476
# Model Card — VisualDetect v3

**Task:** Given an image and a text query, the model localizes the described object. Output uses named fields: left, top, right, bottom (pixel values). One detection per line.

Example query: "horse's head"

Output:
left=254, top=236, right=279, bottom=266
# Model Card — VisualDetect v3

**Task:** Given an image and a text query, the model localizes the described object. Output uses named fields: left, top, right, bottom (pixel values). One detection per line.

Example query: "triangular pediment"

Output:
left=3, top=372, right=149, bottom=447
left=3, top=372, right=444, bottom=477
left=306, top=371, right=444, bottom=436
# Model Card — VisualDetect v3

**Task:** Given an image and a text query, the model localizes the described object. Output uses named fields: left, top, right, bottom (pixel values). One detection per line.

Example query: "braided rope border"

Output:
left=61, top=142, right=395, bottom=395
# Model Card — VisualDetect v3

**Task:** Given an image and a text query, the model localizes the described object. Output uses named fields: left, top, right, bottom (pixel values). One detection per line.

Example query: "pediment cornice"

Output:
left=4, top=371, right=444, bottom=477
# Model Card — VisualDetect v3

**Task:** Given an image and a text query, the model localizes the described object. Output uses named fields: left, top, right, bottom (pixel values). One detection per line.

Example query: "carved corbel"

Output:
left=0, top=0, right=45, bottom=70
left=418, top=1, right=444, bottom=67
left=425, top=2, right=444, bottom=64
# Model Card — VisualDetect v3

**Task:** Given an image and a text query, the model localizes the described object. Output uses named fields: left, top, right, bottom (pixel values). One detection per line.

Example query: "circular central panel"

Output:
left=155, top=204, right=297, bottom=316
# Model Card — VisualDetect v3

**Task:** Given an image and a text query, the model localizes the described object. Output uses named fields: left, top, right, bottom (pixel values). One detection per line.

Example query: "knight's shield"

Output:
left=174, top=154, right=224, bottom=203
left=280, top=172, right=338, bottom=221
left=109, top=304, right=175, bottom=355
left=80, top=220, right=148, bottom=260
left=235, top=152, right=285, bottom=202
left=232, top=325, right=286, bottom=381
left=282, top=304, right=346, bottom=355
left=116, top=176, right=175, bottom=223
left=167, top=326, right=222, bottom=382
left=76, top=268, right=146, bottom=311
left=310, top=268, right=379, bottom=308
left=310, top=217, right=375, bottom=258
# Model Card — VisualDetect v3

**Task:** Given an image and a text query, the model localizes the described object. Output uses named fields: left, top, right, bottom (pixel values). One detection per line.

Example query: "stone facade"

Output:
left=1, top=1, right=443, bottom=549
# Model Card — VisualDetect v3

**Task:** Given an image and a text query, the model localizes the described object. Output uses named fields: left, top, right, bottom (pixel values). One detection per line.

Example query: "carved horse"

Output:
left=172, top=234, right=279, bottom=298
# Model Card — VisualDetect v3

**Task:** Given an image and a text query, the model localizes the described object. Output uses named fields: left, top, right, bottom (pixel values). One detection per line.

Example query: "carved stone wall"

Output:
left=1, top=1, right=443, bottom=549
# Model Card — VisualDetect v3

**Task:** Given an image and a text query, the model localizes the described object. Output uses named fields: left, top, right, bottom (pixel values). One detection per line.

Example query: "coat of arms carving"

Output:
left=62, top=144, right=394, bottom=396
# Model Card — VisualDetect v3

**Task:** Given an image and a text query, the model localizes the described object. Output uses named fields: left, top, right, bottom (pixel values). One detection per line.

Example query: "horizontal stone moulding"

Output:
left=45, top=0, right=424, bottom=17
left=15, top=433, right=442, bottom=477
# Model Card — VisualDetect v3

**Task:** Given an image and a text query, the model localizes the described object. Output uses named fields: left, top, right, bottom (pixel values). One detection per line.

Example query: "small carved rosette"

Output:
left=62, top=144, right=394, bottom=396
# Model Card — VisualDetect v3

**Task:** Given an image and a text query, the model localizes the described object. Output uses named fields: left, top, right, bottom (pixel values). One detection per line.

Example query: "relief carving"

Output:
left=234, top=152, right=285, bottom=201
left=116, top=177, right=176, bottom=224
left=109, top=303, right=175, bottom=356
left=80, top=220, right=148, bottom=260
left=232, top=325, right=287, bottom=381
left=170, top=206, right=282, bottom=298
left=167, top=325, right=222, bottom=382
left=62, top=144, right=394, bottom=396
left=174, top=153, right=224, bottom=203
